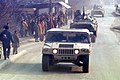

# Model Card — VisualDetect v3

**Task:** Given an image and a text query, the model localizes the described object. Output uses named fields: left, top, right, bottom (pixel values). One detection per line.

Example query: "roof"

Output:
left=58, top=1, right=71, bottom=8
left=70, top=22, right=95, bottom=31
left=47, top=28, right=90, bottom=34
left=72, top=21, right=93, bottom=25
left=18, top=3, right=56, bottom=9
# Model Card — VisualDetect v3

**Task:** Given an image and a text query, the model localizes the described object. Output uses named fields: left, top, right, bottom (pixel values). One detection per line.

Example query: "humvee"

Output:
left=42, top=28, right=93, bottom=73
left=70, top=21, right=98, bottom=43
left=91, top=5, right=105, bottom=17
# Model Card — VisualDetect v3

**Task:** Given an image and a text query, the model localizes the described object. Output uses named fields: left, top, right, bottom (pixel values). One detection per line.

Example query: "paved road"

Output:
left=0, top=6, right=120, bottom=80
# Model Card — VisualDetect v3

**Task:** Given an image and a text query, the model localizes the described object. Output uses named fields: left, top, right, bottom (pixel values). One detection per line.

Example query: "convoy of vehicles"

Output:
left=71, top=10, right=98, bottom=43
left=42, top=28, right=93, bottom=73
left=41, top=8, right=99, bottom=73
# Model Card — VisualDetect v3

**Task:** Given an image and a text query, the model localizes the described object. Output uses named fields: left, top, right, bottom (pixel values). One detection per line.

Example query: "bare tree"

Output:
left=0, top=0, right=55, bottom=31
left=0, top=0, right=32, bottom=30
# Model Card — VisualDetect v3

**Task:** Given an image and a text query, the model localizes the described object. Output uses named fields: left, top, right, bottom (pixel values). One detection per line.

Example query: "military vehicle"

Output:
left=70, top=19, right=98, bottom=43
left=42, top=28, right=93, bottom=73
left=115, top=4, right=120, bottom=16
left=71, top=8, right=98, bottom=43
left=91, top=5, right=105, bottom=17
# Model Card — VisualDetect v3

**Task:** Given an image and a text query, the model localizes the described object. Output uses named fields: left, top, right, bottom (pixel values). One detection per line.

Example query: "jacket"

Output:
left=0, top=30, right=14, bottom=48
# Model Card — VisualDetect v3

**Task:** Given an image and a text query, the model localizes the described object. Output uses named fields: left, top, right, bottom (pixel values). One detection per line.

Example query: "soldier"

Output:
left=74, top=10, right=82, bottom=20
left=0, top=25, right=14, bottom=60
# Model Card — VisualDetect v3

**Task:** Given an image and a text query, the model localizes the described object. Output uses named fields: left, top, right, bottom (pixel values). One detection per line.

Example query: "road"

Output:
left=0, top=6, right=120, bottom=80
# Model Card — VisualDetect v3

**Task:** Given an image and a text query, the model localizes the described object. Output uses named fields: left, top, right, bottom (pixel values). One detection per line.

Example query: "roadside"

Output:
left=0, top=19, right=72, bottom=70
left=111, top=16, right=120, bottom=42
left=0, top=36, right=35, bottom=70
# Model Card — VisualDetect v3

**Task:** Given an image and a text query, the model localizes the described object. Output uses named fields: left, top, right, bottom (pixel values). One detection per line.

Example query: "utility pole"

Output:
left=49, top=0, right=52, bottom=28
left=49, top=0, right=52, bottom=14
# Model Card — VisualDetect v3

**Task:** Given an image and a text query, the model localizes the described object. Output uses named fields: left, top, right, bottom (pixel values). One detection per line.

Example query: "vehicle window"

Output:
left=68, top=34, right=89, bottom=43
left=45, top=33, right=66, bottom=42
left=45, top=32, right=90, bottom=43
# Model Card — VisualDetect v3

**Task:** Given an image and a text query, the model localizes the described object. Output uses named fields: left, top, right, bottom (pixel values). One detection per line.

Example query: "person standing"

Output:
left=30, top=19, right=35, bottom=36
left=0, top=25, right=14, bottom=60
left=23, top=19, right=29, bottom=37
left=38, top=19, right=44, bottom=41
left=19, top=21, right=25, bottom=37
left=34, top=19, right=39, bottom=42
left=12, top=30, right=19, bottom=55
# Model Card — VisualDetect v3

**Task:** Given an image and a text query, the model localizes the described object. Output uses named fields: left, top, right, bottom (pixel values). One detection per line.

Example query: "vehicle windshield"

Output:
left=45, top=32, right=90, bottom=43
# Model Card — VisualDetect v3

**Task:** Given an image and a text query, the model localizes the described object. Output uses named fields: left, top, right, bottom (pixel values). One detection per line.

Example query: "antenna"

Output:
left=82, top=6, right=85, bottom=19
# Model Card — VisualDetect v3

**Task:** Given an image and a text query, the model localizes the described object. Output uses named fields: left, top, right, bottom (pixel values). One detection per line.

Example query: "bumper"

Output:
left=52, top=54, right=89, bottom=62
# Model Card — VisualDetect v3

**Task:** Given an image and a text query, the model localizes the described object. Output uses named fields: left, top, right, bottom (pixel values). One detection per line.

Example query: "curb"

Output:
left=0, top=50, right=27, bottom=70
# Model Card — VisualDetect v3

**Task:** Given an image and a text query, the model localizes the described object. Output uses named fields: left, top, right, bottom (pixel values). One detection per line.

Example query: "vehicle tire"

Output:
left=42, top=54, right=50, bottom=71
left=83, top=55, right=89, bottom=73
left=102, top=14, right=104, bottom=17
left=91, top=35, right=96, bottom=43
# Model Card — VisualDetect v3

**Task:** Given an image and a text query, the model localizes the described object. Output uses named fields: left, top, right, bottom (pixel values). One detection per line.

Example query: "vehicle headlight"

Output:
left=53, top=49, right=58, bottom=54
left=74, top=49, right=79, bottom=54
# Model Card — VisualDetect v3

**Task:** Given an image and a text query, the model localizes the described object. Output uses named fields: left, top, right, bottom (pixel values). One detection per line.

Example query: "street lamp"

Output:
left=49, top=0, right=52, bottom=14
left=49, top=0, right=52, bottom=28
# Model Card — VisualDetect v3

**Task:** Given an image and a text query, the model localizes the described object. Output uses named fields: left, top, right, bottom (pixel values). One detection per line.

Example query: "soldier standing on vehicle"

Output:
left=12, top=30, right=20, bottom=55
left=0, top=25, right=14, bottom=60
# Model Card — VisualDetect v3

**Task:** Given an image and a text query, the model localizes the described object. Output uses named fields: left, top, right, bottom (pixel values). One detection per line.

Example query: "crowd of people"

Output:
left=0, top=10, right=73, bottom=60
left=19, top=11, right=72, bottom=42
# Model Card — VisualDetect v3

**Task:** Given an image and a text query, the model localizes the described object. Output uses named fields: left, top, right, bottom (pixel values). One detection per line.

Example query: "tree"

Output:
left=0, top=0, right=39, bottom=30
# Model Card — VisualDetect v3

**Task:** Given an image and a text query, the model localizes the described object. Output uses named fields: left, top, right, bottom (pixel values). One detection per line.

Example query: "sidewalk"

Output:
left=0, top=36, right=34, bottom=70
left=0, top=20, right=72, bottom=70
